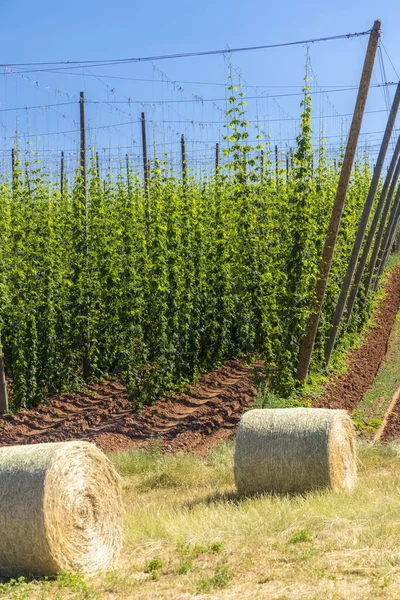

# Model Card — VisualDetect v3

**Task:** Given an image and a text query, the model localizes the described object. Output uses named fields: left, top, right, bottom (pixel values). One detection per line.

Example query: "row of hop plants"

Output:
left=0, top=77, right=373, bottom=410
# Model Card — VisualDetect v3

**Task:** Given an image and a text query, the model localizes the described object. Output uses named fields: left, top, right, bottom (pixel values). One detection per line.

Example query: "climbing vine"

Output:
left=0, top=75, right=376, bottom=408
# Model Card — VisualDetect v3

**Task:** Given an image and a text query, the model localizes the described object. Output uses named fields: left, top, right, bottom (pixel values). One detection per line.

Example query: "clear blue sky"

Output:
left=0, top=0, right=399, bottom=175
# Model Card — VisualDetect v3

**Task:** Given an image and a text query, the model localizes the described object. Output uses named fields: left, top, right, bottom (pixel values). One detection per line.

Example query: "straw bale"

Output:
left=0, top=441, right=123, bottom=577
left=234, top=408, right=356, bottom=495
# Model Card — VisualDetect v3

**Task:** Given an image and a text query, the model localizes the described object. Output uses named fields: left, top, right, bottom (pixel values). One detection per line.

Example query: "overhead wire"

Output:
left=381, top=41, right=400, bottom=81
left=83, top=83, right=398, bottom=106
left=0, top=29, right=373, bottom=69
left=0, top=27, right=393, bottom=178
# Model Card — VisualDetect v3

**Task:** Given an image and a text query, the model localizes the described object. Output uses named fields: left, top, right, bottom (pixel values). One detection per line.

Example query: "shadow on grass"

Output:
left=183, top=487, right=313, bottom=510
left=183, top=489, right=241, bottom=509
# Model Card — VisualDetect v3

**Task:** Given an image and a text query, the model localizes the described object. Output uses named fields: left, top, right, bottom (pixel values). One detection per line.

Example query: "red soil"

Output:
left=315, top=265, right=400, bottom=415
left=1, top=267, right=399, bottom=454
left=0, top=360, right=262, bottom=455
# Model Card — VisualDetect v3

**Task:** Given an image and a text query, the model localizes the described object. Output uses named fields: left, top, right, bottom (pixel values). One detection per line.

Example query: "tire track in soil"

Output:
left=315, top=265, right=400, bottom=418
left=0, top=360, right=263, bottom=455
left=1, top=266, right=399, bottom=454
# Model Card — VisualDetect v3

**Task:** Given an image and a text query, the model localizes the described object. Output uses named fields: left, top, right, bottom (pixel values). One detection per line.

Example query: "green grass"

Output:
left=4, top=442, right=400, bottom=599
left=112, top=441, right=400, bottom=598
left=3, top=259, right=400, bottom=598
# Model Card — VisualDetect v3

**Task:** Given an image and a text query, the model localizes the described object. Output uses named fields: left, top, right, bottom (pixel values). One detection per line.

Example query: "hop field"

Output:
left=0, top=83, right=376, bottom=409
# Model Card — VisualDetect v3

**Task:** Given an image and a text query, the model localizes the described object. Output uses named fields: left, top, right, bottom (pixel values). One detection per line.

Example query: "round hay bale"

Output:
left=0, top=441, right=124, bottom=577
left=234, top=408, right=356, bottom=495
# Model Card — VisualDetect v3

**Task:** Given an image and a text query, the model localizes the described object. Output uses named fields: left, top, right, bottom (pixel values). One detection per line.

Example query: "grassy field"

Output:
left=2, top=441, right=400, bottom=599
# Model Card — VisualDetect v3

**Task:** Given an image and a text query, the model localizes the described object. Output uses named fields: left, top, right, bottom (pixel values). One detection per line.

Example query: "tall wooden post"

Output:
left=374, top=187, right=400, bottom=287
left=340, top=86, right=400, bottom=331
left=376, top=195, right=400, bottom=278
left=80, top=92, right=87, bottom=199
left=286, top=152, right=290, bottom=186
left=364, top=136, right=400, bottom=296
left=11, top=148, right=15, bottom=200
left=181, top=134, right=187, bottom=183
left=126, top=153, right=130, bottom=192
left=141, top=112, right=149, bottom=194
left=215, top=142, right=219, bottom=176
left=25, top=164, right=31, bottom=198
left=0, top=335, right=8, bottom=414
left=260, top=149, right=264, bottom=179
left=325, top=79, right=400, bottom=362
left=60, top=151, right=65, bottom=196
left=275, top=145, right=279, bottom=184
left=95, top=151, right=100, bottom=181
left=80, top=91, right=90, bottom=381
left=297, top=20, right=381, bottom=381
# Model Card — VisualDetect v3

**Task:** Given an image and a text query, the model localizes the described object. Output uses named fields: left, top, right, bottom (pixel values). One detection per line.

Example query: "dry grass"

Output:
left=1, top=441, right=400, bottom=598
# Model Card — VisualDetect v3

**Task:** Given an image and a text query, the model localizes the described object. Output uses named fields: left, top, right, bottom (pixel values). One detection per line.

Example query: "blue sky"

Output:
left=0, top=0, right=399, bottom=176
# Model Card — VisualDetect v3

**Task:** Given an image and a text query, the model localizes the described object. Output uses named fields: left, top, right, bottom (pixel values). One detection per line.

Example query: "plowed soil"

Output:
left=315, top=265, right=400, bottom=414
left=0, top=360, right=262, bottom=455
left=1, top=267, right=400, bottom=454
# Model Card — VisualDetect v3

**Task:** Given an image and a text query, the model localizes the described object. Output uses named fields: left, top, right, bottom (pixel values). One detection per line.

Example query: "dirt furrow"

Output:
left=0, top=360, right=262, bottom=454
left=1, top=265, right=400, bottom=454
left=315, top=265, right=400, bottom=414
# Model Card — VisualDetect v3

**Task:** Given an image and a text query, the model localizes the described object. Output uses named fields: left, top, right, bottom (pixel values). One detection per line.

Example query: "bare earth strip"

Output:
left=0, top=360, right=262, bottom=455
left=315, top=264, right=400, bottom=414
left=1, top=267, right=400, bottom=453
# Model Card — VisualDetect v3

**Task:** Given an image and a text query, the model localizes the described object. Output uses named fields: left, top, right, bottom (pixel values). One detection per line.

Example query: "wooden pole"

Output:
left=325, top=79, right=400, bottom=362
left=376, top=193, right=400, bottom=276
left=126, top=153, right=130, bottom=192
left=80, top=92, right=87, bottom=198
left=141, top=112, right=149, bottom=194
left=364, top=135, right=400, bottom=296
left=215, top=142, right=219, bottom=176
left=60, top=151, right=64, bottom=196
left=260, top=149, right=264, bottom=179
left=0, top=335, right=8, bottom=414
left=374, top=186, right=400, bottom=287
left=275, top=145, right=279, bottom=185
left=80, top=91, right=90, bottom=381
left=11, top=148, right=15, bottom=200
left=181, top=134, right=187, bottom=183
left=341, top=87, right=400, bottom=329
left=25, top=164, right=31, bottom=198
left=286, top=152, right=289, bottom=185
left=297, top=20, right=381, bottom=381
left=96, top=151, right=100, bottom=181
